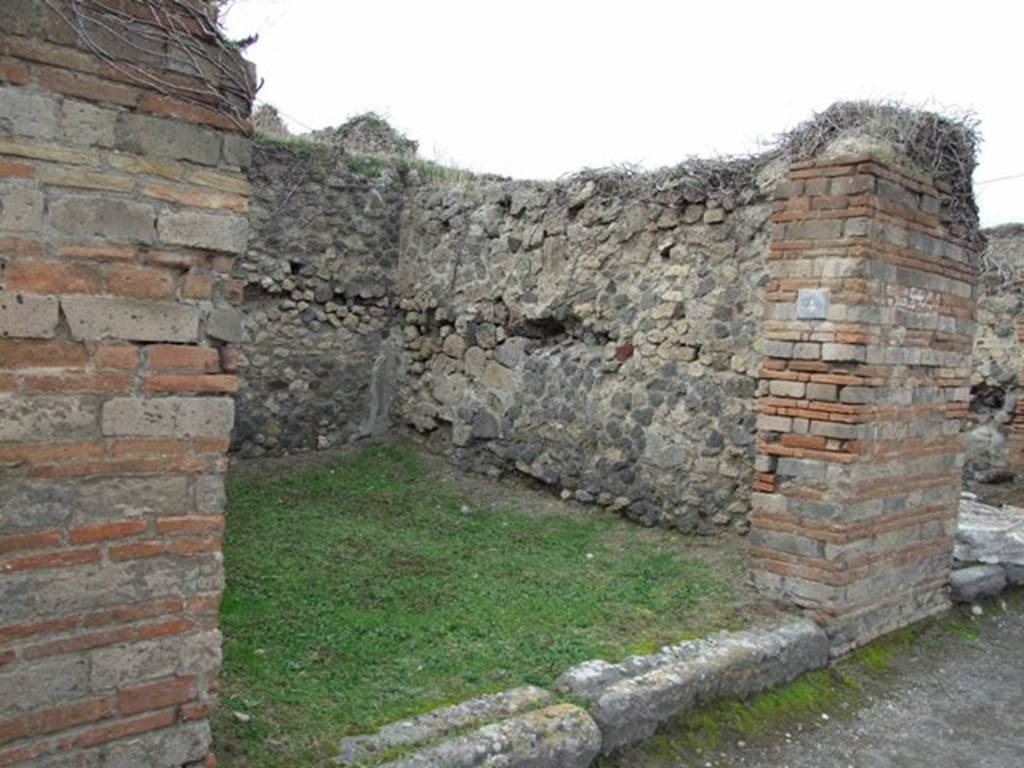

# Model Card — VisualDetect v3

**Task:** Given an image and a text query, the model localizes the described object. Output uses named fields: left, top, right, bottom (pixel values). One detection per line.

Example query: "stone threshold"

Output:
left=334, top=618, right=828, bottom=767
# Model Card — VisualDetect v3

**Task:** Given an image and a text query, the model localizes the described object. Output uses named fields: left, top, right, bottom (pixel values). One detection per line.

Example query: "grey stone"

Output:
left=955, top=499, right=1024, bottom=567
left=48, top=195, right=156, bottom=242
left=0, top=293, right=59, bottom=338
left=61, top=99, right=117, bottom=147
left=101, top=396, right=234, bottom=437
left=950, top=565, right=1007, bottom=603
left=0, top=85, right=59, bottom=139
left=62, top=295, right=200, bottom=342
left=373, top=704, right=600, bottom=768
left=574, top=619, right=829, bottom=753
left=337, top=686, right=553, bottom=766
left=0, top=182, right=44, bottom=231
left=159, top=209, right=249, bottom=254
left=0, top=394, right=98, bottom=442
left=117, top=112, right=221, bottom=166
left=206, top=307, right=244, bottom=342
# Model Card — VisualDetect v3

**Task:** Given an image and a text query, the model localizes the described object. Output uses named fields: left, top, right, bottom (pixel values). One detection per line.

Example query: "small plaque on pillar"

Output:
left=796, top=288, right=829, bottom=320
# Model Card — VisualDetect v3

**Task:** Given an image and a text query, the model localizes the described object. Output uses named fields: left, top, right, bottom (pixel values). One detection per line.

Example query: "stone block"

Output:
left=376, top=704, right=600, bottom=768
left=0, top=656, right=89, bottom=713
left=48, top=195, right=156, bottom=242
left=0, top=476, right=191, bottom=531
left=757, top=414, right=792, bottom=433
left=585, top=620, right=828, bottom=753
left=0, top=293, right=59, bottom=338
left=769, top=380, right=806, bottom=398
left=116, top=113, right=221, bottom=166
left=0, top=85, right=59, bottom=139
left=101, top=396, right=234, bottom=437
left=90, top=630, right=222, bottom=690
left=0, top=394, right=98, bottom=441
left=806, top=382, right=838, bottom=401
left=337, top=687, right=553, bottom=766
left=0, top=182, right=44, bottom=231
left=760, top=340, right=794, bottom=358
left=205, top=307, right=243, bottom=342
left=62, top=296, right=200, bottom=343
left=60, top=99, right=117, bottom=147
left=950, top=565, right=1007, bottom=603
left=822, top=343, right=866, bottom=362
left=158, top=210, right=249, bottom=254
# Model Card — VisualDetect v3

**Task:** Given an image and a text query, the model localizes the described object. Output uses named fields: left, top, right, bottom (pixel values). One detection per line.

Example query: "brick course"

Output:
left=751, top=154, right=977, bottom=655
left=0, top=1, right=250, bottom=765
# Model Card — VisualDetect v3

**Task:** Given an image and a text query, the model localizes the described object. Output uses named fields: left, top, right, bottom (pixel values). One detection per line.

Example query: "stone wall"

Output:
left=395, top=170, right=777, bottom=531
left=233, top=143, right=404, bottom=454
left=0, top=2, right=251, bottom=766
left=967, top=224, right=1024, bottom=481
left=749, top=154, right=978, bottom=653
left=237, top=143, right=781, bottom=529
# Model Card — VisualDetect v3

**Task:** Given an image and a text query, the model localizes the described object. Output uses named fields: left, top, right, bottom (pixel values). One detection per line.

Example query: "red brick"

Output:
left=71, top=709, right=175, bottom=749
left=111, top=438, right=187, bottom=458
left=135, top=617, right=193, bottom=640
left=220, top=346, right=241, bottom=373
left=56, top=243, right=136, bottom=262
left=1, top=548, right=101, bottom=573
left=69, top=519, right=147, bottom=544
left=0, top=57, right=32, bottom=86
left=117, top=676, right=197, bottom=715
left=83, top=597, right=184, bottom=628
left=22, top=372, right=132, bottom=394
left=0, top=529, right=61, bottom=554
left=37, top=66, right=139, bottom=106
left=142, top=181, right=248, bottom=213
left=171, top=538, right=221, bottom=556
left=0, top=339, right=88, bottom=369
left=138, top=92, right=237, bottom=131
left=0, top=160, right=32, bottom=178
left=0, top=616, right=77, bottom=643
left=4, top=260, right=104, bottom=294
left=109, top=540, right=166, bottom=561
left=93, top=344, right=139, bottom=370
left=223, top=277, right=245, bottom=304
left=23, top=626, right=134, bottom=660
left=182, top=271, right=214, bottom=299
left=106, top=264, right=177, bottom=299
left=156, top=516, right=223, bottom=535
left=146, top=344, right=219, bottom=372
left=180, top=701, right=213, bottom=722
left=0, top=739, right=52, bottom=767
left=195, top=437, right=231, bottom=454
left=0, top=697, right=109, bottom=745
left=0, top=236, right=44, bottom=258
left=28, top=457, right=181, bottom=479
left=0, top=441, right=104, bottom=465
left=144, top=374, right=239, bottom=393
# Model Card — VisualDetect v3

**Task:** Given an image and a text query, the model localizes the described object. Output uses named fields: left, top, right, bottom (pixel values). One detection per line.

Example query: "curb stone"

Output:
left=376, top=703, right=600, bottom=768
left=336, top=686, right=553, bottom=766
left=560, top=619, right=828, bottom=754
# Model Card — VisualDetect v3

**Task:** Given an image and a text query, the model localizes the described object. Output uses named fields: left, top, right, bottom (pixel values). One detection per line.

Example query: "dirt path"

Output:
left=609, top=592, right=1024, bottom=768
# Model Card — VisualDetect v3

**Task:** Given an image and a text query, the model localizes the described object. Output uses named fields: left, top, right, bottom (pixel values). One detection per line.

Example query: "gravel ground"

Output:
left=609, top=590, right=1024, bottom=768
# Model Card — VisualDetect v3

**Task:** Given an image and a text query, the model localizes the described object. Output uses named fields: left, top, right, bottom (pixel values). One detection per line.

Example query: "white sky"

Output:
left=222, top=1, right=1022, bottom=228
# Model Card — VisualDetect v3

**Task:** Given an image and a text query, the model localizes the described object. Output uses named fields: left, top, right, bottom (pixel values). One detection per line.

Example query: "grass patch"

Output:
left=213, top=442, right=739, bottom=766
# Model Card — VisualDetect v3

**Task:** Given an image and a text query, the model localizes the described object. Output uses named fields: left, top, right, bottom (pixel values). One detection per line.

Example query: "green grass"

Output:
left=212, top=442, right=739, bottom=766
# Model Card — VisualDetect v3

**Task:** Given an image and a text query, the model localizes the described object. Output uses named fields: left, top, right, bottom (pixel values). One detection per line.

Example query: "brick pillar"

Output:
left=0, top=2, right=250, bottom=765
left=750, top=154, right=977, bottom=655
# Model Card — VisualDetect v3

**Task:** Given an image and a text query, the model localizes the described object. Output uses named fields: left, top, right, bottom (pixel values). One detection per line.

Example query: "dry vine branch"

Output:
left=43, top=0, right=258, bottom=130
